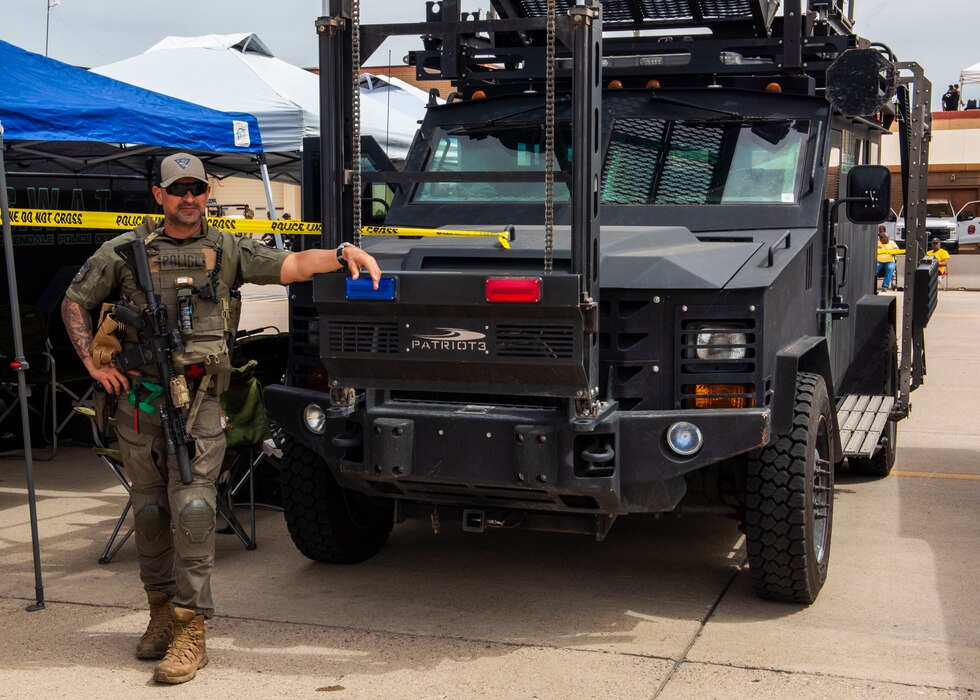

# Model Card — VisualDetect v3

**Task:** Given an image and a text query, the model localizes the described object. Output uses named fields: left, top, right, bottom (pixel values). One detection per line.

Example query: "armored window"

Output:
left=414, top=124, right=573, bottom=203
left=602, top=118, right=811, bottom=205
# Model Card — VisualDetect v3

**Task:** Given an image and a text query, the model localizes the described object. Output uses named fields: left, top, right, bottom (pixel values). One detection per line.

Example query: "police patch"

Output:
left=72, top=258, right=93, bottom=284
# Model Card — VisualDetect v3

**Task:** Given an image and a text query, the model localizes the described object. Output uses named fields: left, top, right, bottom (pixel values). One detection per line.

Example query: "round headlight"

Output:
left=303, top=403, right=327, bottom=435
left=666, top=421, right=703, bottom=457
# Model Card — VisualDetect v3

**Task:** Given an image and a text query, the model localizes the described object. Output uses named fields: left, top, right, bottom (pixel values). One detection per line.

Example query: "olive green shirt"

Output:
left=66, top=221, right=289, bottom=311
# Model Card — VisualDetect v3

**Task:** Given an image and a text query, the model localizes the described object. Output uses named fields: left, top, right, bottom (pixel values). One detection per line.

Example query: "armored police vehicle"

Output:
left=265, top=0, right=937, bottom=603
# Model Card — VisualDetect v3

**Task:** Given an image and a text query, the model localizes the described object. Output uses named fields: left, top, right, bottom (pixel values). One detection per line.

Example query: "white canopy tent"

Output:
left=359, top=72, right=436, bottom=156
left=92, top=33, right=424, bottom=160
left=961, top=61, right=980, bottom=86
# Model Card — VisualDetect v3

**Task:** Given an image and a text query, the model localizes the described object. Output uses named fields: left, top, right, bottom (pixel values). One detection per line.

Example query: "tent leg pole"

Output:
left=0, top=125, right=46, bottom=612
left=258, top=155, right=283, bottom=250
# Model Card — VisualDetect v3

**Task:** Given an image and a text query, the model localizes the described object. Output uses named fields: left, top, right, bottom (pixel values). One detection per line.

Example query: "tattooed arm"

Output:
left=61, top=298, right=130, bottom=395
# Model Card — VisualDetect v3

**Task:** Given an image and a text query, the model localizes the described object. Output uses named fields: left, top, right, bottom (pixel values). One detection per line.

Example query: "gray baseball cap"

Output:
left=158, top=152, right=209, bottom=187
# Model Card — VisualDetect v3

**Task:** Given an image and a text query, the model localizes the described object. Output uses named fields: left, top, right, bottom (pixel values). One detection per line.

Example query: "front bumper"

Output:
left=266, top=385, right=769, bottom=515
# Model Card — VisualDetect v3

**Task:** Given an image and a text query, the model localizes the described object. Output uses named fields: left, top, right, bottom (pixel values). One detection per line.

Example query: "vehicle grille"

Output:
left=496, top=324, right=575, bottom=359
left=925, top=227, right=951, bottom=241
left=325, top=321, right=400, bottom=354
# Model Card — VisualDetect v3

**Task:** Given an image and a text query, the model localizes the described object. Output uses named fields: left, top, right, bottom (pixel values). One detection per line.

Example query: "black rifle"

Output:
left=113, top=238, right=195, bottom=485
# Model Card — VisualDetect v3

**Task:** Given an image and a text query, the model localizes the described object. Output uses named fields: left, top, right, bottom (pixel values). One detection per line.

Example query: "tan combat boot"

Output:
left=135, top=591, right=173, bottom=660
left=153, top=607, right=209, bottom=684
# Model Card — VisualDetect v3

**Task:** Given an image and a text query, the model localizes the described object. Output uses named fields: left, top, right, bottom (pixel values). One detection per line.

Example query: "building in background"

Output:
left=882, top=110, right=980, bottom=216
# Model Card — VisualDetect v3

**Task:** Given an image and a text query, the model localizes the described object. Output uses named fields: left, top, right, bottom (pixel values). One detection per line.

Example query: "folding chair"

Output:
left=0, top=304, right=58, bottom=459
left=35, top=268, right=96, bottom=446
left=938, top=262, right=949, bottom=290
left=216, top=351, right=288, bottom=548
left=75, top=381, right=264, bottom=563
left=73, top=405, right=134, bottom=564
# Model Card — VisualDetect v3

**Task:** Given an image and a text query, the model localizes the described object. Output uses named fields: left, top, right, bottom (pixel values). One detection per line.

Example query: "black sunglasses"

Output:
left=164, top=181, right=208, bottom=197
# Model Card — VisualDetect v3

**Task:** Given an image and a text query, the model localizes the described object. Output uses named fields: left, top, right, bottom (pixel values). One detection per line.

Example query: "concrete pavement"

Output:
left=0, top=291, right=977, bottom=698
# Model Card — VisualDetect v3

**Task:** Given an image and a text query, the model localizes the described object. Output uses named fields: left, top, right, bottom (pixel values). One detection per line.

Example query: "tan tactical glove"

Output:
left=91, top=306, right=123, bottom=370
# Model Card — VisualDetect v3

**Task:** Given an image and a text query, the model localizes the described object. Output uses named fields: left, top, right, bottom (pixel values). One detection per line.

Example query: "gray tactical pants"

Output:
left=115, top=394, right=225, bottom=618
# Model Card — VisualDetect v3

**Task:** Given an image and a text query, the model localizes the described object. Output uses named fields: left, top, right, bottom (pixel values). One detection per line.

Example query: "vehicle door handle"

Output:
left=766, top=231, right=792, bottom=267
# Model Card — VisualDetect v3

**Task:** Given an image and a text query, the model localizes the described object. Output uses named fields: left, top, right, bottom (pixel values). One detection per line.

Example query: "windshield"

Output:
left=926, top=202, right=954, bottom=217
left=413, top=118, right=810, bottom=205
left=415, top=124, right=573, bottom=203
left=603, top=118, right=810, bottom=204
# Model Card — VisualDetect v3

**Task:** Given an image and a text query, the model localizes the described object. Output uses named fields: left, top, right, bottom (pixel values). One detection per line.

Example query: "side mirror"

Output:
left=887, top=212, right=897, bottom=222
left=845, top=165, right=891, bottom=224
left=958, top=211, right=974, bottom=221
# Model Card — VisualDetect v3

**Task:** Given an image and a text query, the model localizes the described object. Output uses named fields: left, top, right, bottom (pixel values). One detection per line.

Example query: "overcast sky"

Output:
left=0, top=0, right=976, bottom=109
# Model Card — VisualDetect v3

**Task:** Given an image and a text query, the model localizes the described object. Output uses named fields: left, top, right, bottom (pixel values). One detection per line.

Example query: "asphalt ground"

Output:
left=0, top=290, right=977, bottom=698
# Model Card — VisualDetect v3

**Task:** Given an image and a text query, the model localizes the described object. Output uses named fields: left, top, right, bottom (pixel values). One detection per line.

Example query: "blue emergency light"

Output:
left=345, top=276, right=397, bottom=301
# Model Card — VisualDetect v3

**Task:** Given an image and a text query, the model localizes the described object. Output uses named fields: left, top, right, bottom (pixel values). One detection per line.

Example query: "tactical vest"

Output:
left=121, top=225, right=234, bottom=395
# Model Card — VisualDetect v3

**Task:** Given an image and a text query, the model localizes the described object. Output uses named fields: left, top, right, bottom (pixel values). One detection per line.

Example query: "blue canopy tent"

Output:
left=0, top=38, right=261, bottom=151
left=0, top=39, right=266, bottom=611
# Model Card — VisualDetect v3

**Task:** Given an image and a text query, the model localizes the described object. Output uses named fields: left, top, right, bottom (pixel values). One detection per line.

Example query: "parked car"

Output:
left=956, top=200, right=980, bottom=248
left=895, top=199, right=960, bottom=253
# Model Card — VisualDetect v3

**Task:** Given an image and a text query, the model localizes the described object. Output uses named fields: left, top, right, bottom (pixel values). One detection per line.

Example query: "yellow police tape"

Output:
left=5, top=208, right=512, bottom=248
left=879, top=249, right=950, bottom=256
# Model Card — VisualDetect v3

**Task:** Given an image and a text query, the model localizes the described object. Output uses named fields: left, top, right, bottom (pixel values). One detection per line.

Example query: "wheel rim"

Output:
left=812, top=415, right=832, bottom=564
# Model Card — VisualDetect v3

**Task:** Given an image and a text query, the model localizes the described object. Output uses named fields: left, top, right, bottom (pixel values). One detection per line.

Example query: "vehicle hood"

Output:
left=599, top=227, right=764, bottom=289
left=372, top=224, right=789, bottom=290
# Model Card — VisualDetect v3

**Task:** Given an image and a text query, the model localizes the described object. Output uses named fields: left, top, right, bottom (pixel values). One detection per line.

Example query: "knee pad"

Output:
left=178, top=498, right=215, bottom=545
left=134, top=504, right=171, bottom=546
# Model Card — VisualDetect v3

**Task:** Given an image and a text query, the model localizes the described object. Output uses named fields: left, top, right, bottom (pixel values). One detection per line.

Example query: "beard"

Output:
left=171, top=202, right=204, bottom=227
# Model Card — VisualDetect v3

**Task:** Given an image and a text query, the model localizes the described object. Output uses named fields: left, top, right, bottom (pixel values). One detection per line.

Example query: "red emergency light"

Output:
left=485, top=277, right=541, bottom=303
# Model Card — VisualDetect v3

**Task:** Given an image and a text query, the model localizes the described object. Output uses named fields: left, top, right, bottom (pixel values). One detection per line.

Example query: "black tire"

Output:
left=280, top=439, right=393, bottom=563
left=850, top=328, right=898, bottom=478
left=744, top=372, right=834, bottom=604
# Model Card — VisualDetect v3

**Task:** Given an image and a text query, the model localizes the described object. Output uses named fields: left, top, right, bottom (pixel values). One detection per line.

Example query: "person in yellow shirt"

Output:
left=876, top=231, right=899, bottom=291
left=926, top=237, right=950, bottom=276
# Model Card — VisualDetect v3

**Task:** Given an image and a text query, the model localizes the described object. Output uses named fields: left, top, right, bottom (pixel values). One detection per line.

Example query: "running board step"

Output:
left=836, top=394, right=895, bottom=458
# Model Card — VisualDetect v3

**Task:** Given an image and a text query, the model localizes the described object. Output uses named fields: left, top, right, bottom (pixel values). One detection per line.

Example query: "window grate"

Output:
left=679, top=319, right=756, bottom=374
left=514, top=0, right=762, bottom=25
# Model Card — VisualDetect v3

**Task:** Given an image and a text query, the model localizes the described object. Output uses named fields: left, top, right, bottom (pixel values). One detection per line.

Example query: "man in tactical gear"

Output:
left=61, top=152, right=380, bottom=684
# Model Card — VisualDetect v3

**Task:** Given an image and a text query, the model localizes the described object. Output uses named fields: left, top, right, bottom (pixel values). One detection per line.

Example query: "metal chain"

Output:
left=351, top=0, right=362, bottom=247
left=543, top=0, right=557, bottom=273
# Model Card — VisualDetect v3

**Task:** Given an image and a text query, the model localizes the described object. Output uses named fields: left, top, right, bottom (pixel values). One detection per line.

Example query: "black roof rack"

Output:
left=491, top=0, right=776, bottom=36
left=360, top=0, right=861, bottom=88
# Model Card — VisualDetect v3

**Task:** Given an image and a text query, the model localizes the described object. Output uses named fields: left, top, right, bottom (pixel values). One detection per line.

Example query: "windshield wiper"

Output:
left=446, top=96, right=572, bottom=135
left=649, top=93, right=743, bottom=119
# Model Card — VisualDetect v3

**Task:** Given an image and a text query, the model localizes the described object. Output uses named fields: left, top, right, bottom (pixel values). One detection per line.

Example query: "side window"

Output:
left=868, top=139, right=880, bottom=165
left=840, top=129, right=860, bottom=175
